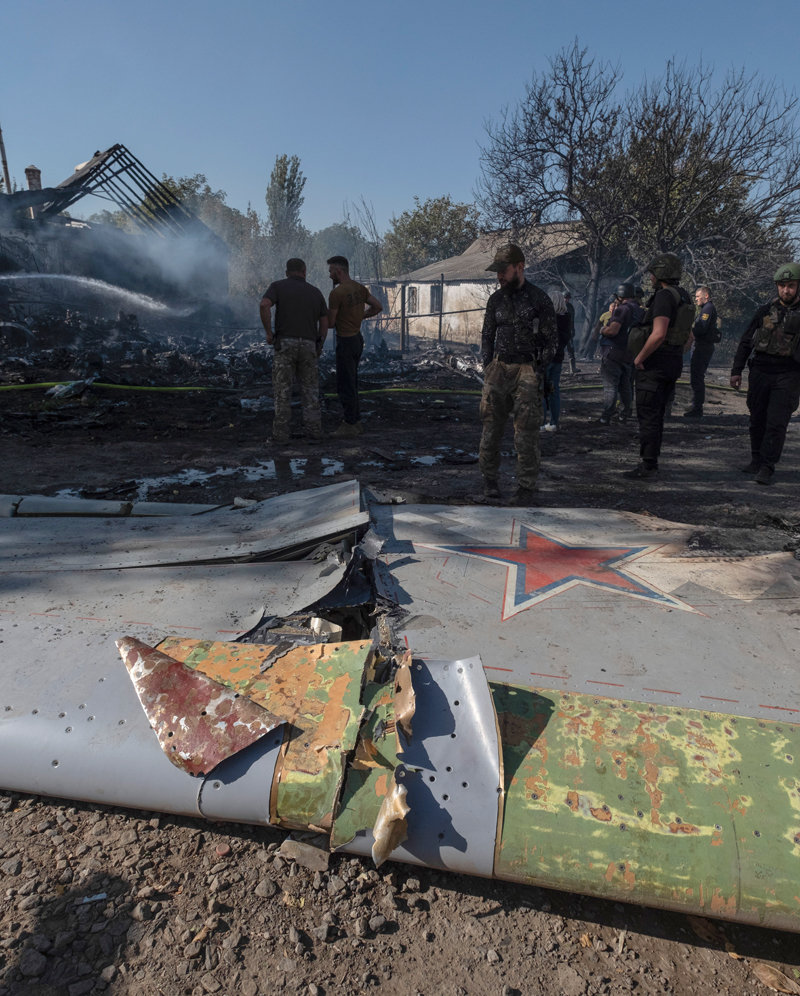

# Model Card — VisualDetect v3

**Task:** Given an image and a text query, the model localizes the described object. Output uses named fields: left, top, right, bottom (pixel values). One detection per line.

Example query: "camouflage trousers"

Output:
left=272, top=338, right=322, bottom=440
left=479, top=359, right=543, bottom=490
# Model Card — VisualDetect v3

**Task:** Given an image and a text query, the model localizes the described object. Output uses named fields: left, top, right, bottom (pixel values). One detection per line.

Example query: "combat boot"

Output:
left=740, top=458, right=760, bottom=474
left=483, top=478, right=501, bottom=501
left=511, top=486, right=537, bottom=506
left=755, top=465, right=774, bottom=486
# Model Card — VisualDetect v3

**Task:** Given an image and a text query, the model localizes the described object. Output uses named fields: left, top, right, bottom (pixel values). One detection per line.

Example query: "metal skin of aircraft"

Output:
left=0, top=482, right=798, bottom=933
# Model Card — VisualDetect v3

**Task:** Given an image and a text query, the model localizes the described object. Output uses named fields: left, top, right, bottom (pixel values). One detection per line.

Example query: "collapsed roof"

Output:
left=2, top=143, right=220, bottom=244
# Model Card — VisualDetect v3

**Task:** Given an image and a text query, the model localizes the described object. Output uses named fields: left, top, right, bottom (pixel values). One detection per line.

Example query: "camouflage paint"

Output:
left=491, top=684, right=800, bottom=931
left=116, top=636, right=282, bottom=777
left=161, top=637, right=370, bottom=831
left=331, top=680, right=399, bottom=850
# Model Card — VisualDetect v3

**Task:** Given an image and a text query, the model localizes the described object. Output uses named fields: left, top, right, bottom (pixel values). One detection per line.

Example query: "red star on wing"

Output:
left=436, top=522, right=685, bottom=620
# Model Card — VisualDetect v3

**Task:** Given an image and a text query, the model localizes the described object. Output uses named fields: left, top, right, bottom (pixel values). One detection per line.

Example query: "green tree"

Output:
left=159, top=173, right=268, bottom=297
left=383, top=195, right=480, bottom=276
left=265, top=154, right=307, bottom=260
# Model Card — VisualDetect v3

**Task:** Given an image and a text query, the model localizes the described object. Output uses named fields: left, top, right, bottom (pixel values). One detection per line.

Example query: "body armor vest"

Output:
left=752, top=300, right=800, bottom=358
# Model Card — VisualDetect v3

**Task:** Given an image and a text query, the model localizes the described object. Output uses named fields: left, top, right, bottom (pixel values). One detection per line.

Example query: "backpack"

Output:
left=627, top=286, right=695, bottom=358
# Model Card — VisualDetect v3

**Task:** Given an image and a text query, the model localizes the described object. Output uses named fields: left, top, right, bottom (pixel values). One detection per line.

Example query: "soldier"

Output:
left=683, top=285, right=719, bottom=418
left=730, top=263, right=800, bottom=485
left=479, top=243, right=557, bottom=505
left=596, top=283, right=643, bottom=424
left=260, top=258, right=328, bottom=445
left=624, top=253, right=694, bottom=479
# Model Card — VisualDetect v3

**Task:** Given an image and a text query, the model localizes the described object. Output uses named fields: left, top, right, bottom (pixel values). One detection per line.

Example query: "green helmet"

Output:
left=647, top=253, right=682, bottom=282
left=773, top=262, right=800, bottom=283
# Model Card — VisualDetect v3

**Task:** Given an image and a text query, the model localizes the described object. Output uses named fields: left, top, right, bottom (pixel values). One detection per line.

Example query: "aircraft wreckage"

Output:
left=0, top=481, right=799, bottom=932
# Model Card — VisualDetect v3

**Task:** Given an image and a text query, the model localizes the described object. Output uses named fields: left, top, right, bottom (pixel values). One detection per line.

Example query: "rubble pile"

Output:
left=0, top=311, right=484, bottom=390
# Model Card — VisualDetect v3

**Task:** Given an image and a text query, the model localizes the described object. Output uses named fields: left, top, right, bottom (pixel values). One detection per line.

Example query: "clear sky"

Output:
left=1, top=0, right=793, bottom=235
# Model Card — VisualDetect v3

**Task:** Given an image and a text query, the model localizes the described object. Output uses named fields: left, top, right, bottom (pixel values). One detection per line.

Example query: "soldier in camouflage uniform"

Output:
left=479, top=244, right=557, bottom=505
left=260, top=259, right=329, bottom=445
left=730, top=263, right=800, bottom=485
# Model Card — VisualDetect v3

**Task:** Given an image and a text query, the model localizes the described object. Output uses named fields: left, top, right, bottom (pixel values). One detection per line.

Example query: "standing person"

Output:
left=586, top=297, right=616, bottom=361
left=683, top=285, right=719, bottom=418
left=479, top=243, right=557, bottom=505
left=563, top=291, right=581, bottom=373
left=730, top=263, right=800, bottom=485
left=260, top=258, right=328, bottom=445
left=326, top=255, right=383, bottom=437
left=624, top=253, right=694, bottom=480
left=596, top=284, right=643, bottom=424
left=542, top=291, right=571, bottom=431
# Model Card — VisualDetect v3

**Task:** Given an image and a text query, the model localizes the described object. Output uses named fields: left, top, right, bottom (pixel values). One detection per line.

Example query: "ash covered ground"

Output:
left=1, top=315, right=800, bottom=996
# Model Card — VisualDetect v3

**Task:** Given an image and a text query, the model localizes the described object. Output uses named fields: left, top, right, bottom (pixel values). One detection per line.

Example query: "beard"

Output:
left=330, top=276, right=340, bottom=287
left=501, top=273, right=523, bottom=293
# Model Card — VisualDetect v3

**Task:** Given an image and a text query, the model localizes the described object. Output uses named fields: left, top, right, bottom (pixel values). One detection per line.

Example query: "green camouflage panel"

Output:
left=330, top=679, right=399, bottom=850
left=160, top=636, right=370, bottom=831
left=479, top=360, right=542, bottom=489
left=272, top=338, right=322, bottom=439
left=752, top=304, right=800, bottom=358
left=491, top=683, right=800, bottom=931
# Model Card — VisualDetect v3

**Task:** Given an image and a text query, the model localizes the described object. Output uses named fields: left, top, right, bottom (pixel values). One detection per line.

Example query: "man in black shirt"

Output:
left=730, top=263, right=800, bottom=485
left=479, top=244, right=557, bottom=505
left=684, top=286, right=719, bottom=418
left=624, top=253, right=693, bottom=480
left=260, top=258, right=328, bottom=445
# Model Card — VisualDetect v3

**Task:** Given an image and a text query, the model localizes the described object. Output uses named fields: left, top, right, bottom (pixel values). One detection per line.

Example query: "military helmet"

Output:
left=615, top=283, right=635, bottom=300
left=773, top=262, right=800, bottom=283
left=647, top=253, right=682, bottom=282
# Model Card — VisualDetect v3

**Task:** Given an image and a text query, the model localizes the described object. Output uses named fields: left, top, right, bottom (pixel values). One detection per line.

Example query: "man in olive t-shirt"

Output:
left=326, top=255, right=383, bottom=437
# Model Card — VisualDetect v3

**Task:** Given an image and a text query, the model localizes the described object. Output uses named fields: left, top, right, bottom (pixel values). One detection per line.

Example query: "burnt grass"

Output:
left=1, top=354, right=800, bottom=995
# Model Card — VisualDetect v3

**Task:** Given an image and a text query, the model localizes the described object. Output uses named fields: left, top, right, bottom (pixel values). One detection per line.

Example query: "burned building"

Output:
left=0, top=144, right=229, bottom=322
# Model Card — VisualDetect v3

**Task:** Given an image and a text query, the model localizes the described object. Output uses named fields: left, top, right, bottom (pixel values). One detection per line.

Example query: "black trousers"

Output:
left=336, top=333, right=364, bottom=424
left=689, top=340, right=715, bottom=410
left=747, top=364, right=800, bottom=469
left=634, top=351, right=683, bottom=467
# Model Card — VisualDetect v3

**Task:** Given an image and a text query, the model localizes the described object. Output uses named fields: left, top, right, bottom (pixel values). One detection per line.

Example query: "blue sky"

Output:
left=1, top=0, right=791, bottom=234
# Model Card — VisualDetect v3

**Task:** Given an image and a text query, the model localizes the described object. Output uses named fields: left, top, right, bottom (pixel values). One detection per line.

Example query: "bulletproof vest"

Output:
left=752, top=300, right=800, bottom=358
left=627, top=286, right=693, bottom=357
left=613, top=300, right=645, bottom=350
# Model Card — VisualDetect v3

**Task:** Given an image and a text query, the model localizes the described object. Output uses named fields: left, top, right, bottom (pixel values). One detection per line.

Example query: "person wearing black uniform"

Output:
left=624, top=253, right=694, bottom=480
left=684, top=286, right=719, bottom=418
left=730, top=263, right=800, bottom=485
left=597, top=283, right=643, bottom=423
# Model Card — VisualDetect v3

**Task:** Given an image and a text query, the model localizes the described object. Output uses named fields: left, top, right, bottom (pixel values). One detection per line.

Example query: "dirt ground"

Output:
left=1, top=348, right=800, bottom=996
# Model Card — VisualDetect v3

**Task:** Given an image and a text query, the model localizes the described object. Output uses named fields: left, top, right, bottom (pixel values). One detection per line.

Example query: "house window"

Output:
left=407, top=286, right=418, bottom=314
left=430, top=284, right=442, bottom=314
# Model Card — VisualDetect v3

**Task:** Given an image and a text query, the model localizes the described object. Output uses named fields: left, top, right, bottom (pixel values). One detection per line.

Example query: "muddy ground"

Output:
left=1, top=347, right=800, bottom=996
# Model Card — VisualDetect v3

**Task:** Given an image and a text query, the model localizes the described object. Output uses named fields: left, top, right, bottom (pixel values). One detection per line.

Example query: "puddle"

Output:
left=55, top=454, right=348, bottom=500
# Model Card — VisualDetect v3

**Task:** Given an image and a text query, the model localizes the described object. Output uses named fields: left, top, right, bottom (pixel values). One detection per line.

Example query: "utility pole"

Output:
left=0, top=122, right=12, bottom=193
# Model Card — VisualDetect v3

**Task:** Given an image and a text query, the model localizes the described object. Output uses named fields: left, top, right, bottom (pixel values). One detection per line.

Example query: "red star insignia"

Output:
left=432, top=521, right=687, bottom=620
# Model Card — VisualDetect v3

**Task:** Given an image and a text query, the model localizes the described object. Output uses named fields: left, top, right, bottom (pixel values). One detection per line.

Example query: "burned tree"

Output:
left=478, top=43, right=631, bottom=343
left=479, top=42, right=800, bottom=342
left=623, top=62, right=800, bottom=305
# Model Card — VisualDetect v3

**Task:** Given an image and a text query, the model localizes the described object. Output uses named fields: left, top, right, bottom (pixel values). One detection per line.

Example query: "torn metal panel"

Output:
left=491, top=684, right=800, bottom=931
left=162, top=637, right=372, bottom=831
left=371, top=504, right=800, bottom=722
left=332, top=657, right=502, bottom=877
left=117, top=637, right=283, bottom=776
left=0, top=480, right=367, bottom=571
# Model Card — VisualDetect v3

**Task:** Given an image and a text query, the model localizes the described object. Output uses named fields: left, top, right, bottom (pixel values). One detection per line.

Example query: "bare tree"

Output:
left=479, top=42, right=800, bottom=345
left=624, top=62, right=800, bottom=301
left=347, top=196, right=384, bottom=281
left=478, top=42, right=631, bottom=344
